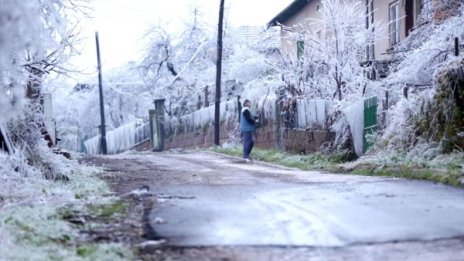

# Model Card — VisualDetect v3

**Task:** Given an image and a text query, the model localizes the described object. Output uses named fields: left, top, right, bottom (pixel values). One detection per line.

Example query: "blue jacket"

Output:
left=240, top=107, right=256, bottom=132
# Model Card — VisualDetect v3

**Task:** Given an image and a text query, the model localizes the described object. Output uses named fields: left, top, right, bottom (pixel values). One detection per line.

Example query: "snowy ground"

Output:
left=87, top=150, right=464, bottom=260
left=0, top=154, right=134, bottom=260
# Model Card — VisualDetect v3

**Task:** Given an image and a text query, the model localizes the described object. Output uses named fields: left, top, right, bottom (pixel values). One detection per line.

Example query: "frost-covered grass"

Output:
left=211, top=146, right=464, bottom=186
left=345, top=152, right=464, bottom=187
left=211, top=145, right=347, bottom=171
left=0, top=154, right=134, bottom=260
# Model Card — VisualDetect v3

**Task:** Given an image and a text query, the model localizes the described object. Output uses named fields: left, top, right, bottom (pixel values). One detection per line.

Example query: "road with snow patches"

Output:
left=91, top=150, right=464, bottom=260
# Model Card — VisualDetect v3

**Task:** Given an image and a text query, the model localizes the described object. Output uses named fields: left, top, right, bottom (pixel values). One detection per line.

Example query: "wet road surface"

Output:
left=93, top=151, right=464, bottom=260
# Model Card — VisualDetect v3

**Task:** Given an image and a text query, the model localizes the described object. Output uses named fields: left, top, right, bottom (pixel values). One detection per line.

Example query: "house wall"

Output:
left=280, top=0, right=323, bottom=60
left=278, top=0, right=429, bottom=62
left=374, top=0, right=441, bottom=60
left=373, top=0, right=407, bottom=60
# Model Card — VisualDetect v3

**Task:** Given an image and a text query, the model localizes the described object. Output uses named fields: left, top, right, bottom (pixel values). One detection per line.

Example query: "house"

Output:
left=268, top=0, right=458, bottom=67
left=231, top=26, right=280, bottom=50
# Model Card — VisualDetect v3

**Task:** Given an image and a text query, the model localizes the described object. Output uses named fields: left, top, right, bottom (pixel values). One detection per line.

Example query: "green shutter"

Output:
left=363, top=96, right=377, bottom=152
left=297, top=40, right=304, bottom=59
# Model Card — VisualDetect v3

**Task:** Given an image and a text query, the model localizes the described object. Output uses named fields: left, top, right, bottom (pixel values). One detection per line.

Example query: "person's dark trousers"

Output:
left=242, top=131, right=254, bottom=159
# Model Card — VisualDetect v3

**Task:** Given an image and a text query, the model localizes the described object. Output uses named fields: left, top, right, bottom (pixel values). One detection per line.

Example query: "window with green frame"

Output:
left=297, top=40, right=304, bottom=59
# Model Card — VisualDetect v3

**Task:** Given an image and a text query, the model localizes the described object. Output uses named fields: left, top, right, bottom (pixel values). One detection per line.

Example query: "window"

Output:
left=366, top=44, right=375, bottom=61
left=365, top=0, right=375, bottom=60
left=365, top=0, right=374, bottom=26
left=297, top=40, right=304, bottom=59
left=389, top=2, right=400, bottom=47
left=316, top=30, right=322, bottom=40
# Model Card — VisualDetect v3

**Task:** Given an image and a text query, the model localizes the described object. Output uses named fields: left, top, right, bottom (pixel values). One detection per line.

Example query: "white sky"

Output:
left=69, top=0, right=290, bottom=80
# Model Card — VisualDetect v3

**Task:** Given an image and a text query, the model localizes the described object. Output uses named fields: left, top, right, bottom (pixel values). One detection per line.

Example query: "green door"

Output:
left=363, top=96, right=377, bottom=152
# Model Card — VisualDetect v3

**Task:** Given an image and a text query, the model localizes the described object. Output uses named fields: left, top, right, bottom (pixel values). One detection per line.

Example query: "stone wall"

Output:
left=283, top=129, right=331, bottom=154
left=133, top=98, right=332, bottom=153
left=254, top=121, right=279, bottom=149
left=164, top=121, right=237, bottom=150
left=134, top=119, right=330, bottom=154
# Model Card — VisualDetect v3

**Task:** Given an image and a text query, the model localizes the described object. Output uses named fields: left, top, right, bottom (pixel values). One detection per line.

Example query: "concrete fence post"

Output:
left=153, top=99, right=166, bottom=151
left=149, top=109, right=157, bottom=151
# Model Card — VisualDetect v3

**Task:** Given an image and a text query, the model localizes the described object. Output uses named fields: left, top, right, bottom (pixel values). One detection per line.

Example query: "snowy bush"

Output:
left=0, top=1, right=44, bottom=123
left=376, top=4, right=464, bottom=156
left=0, top=1, right=124, bottom=257
left=228, top=46, right=275, bottom=84
left=279, top=0, right=383, bottom=102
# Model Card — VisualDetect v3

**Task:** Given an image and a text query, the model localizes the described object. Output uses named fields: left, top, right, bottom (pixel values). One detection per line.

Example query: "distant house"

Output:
left=268, top=0, right=458, bottom=71
left=232, top=26, right=280, bottom=50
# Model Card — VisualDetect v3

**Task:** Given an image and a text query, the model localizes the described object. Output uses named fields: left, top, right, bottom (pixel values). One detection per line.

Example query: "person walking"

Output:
left=240, top=99, right=258, bottom=162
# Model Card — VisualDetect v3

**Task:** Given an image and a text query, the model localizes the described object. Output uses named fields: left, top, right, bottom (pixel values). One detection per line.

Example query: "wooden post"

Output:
left=95, top=32, right=107, bottom=155
left=385, top=90, right=389, bottom=109
left=237, top=95, right=241, bottom=123
left=383, top=90, right=389, bottom=128
left=204, top=86, right=209, bottom=107
left=197, top=95, right=202, bottom=110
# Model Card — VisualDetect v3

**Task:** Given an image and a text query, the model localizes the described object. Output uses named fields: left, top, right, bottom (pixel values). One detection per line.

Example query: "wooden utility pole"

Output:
left=214, top=0, right=225, bottom=146
left=95, top=32, right=107, bottom=154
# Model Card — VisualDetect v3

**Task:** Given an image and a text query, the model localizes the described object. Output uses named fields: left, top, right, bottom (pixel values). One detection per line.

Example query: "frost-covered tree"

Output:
left=281, top=0, right=382, bottom=102
left=140, top=27, right=176, bottom=96
left=1, top=0, right=89, bottom=176
left=374, top=3, right=464, bottom=156
left=141, top=6, right=216, bottom=116
left=0, top=0, right=52, bottom=122
left=225, top=27, right=283, bottom=111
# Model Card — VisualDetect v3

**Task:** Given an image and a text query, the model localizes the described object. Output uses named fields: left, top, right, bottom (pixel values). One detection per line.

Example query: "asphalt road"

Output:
left=96, top=151, right=464, bottom=260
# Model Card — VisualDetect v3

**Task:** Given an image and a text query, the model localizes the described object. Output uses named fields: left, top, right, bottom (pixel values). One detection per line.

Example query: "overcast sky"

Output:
left=69, top=0, right=290, bottom=79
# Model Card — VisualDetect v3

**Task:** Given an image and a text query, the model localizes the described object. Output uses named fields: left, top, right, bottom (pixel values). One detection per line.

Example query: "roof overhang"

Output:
left=267, top=0, right=312, bottom=28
